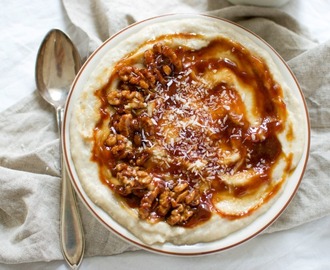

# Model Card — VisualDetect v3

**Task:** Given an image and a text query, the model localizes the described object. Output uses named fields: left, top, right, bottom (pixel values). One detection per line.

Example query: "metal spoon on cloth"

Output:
left=35, top=29, right=85, bottom=269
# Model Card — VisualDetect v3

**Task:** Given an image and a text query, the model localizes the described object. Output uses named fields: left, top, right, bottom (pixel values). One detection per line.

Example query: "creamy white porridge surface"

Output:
left=70, top=17, right=304, bottom=245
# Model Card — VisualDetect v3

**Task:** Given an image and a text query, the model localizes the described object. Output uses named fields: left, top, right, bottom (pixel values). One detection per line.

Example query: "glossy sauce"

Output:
left=92, top=35, right=293, bottom=227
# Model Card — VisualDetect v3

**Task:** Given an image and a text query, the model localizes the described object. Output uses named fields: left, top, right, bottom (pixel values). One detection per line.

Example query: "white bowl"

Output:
left=62, top=14, right=310, bottom=256
left=227, top=0, right=291, bottom=7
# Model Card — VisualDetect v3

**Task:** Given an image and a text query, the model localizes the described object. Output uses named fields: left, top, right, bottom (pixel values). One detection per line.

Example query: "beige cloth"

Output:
left=1, top=0, right=330, bottom=263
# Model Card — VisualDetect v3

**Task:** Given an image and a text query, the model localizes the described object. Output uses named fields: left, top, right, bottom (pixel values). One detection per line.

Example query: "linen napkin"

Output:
left=1, top=0, right=330, bottom=263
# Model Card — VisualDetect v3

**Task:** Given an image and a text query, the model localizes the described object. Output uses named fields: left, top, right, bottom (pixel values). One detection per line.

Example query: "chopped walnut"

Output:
left=170, top=182, right=200, bottom=209
left=128, top=176, right=202, bottom=225
left=114, top=162, right=128, bottom=172
left=105, top=133, right=133, bottom=160
left=124, top=91, right=146, bottom=110
left=141, top=69, right=157, bottom=88
left=118, top=66, right=156, bottom=90
left=185, top=189, right=200, bottom=206
left=140, top=116, right=155, bottom=136
left=136, top=171, right=152, bottom=185
left=105, top=133, right=117, bottom=147
left=149, top=43, right=182, bottom=71
left=107, top=90, right=122, bottom=105
left=136, top=149, right=151, bottom=166
left=115, top=165, right=152, bottom=196
left=115, top=114, right=133, bottom=137
left=110, top=140, right=132, bottom=160
left=175, top=190, right=189, bottom=204
left=107, top=89, right=146, bottom=111
left=173, top=181, right=189, bottom=193
left=101, top=42, right=203, bottom=226
left=138, top=181, right=164, bottom=219
left=144, top=49, right=155, bottom=69
left=167, top=205, right=194, bottom=226
left=156, top=189, right=171, bottom=216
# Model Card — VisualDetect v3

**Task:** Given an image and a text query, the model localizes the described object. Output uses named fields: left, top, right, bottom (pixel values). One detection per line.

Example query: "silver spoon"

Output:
left=35, top=29, right=85, bottom=269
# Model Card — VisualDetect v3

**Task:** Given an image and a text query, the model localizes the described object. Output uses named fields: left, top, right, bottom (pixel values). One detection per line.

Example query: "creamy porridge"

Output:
left=70, top=17, right=304, bottom=245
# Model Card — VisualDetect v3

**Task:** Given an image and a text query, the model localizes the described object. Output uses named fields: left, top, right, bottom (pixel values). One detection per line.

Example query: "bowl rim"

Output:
left=62, top=13, right=310, bottom=256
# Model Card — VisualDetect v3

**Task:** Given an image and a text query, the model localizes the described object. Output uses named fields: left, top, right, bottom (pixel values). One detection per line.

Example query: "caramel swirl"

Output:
left=92, top=36, right=292, bottom=227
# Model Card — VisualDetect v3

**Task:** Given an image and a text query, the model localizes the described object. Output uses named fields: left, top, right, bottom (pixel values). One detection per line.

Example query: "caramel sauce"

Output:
left=91, top=35, right=293, bottom=228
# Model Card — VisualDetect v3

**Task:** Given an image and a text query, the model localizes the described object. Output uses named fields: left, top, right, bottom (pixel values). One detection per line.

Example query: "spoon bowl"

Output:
left=36, top=29, right=81, bottom=108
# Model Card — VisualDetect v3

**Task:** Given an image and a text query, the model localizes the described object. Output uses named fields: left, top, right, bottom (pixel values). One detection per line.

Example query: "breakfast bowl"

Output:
left=62, top=13, right=310, bottom=255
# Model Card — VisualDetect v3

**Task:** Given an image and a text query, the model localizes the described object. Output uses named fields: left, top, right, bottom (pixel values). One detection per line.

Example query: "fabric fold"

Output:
left=0, top=92, right=138, bottom=263
left=1, top=0, right=329, bottom=263
left=265, top=41, right=330, bottom=232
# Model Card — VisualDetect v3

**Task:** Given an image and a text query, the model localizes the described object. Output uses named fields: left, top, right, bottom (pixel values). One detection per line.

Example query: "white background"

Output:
left=0, top=0, right=329, bottom=269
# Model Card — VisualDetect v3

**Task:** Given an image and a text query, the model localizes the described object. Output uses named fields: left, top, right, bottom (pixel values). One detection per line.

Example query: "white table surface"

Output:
left=1, top=0, right=330, bottom=269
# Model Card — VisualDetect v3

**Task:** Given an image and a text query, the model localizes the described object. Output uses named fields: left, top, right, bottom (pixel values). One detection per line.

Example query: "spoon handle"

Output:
left=57, top=107, right=85, bottom=269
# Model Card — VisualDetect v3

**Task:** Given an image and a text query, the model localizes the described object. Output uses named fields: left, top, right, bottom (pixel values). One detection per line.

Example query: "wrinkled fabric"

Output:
left=0, top=0, right=329, bottom=263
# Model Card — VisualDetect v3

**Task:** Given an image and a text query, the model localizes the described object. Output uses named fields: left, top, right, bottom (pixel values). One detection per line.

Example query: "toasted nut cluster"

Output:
left=156, top=181, right=200, bottom=226
left=118, top=66, right=155, bottom=90
left=102, top=43, right=206, bottom=226
left=105, top=134, right=133, bottom=160
left=107, top=90, right=146, bottom=111
left=114, top=163, right=152, bottom=196
left=145, top=43, right=182, bottom=72
left=114, top=162, right=201, bottom=225
left=115, top=43, right=181, bottom=94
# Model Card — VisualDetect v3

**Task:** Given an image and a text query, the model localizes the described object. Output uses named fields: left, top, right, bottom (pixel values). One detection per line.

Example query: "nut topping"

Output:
left=92, top=38, right=289, bottom=228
